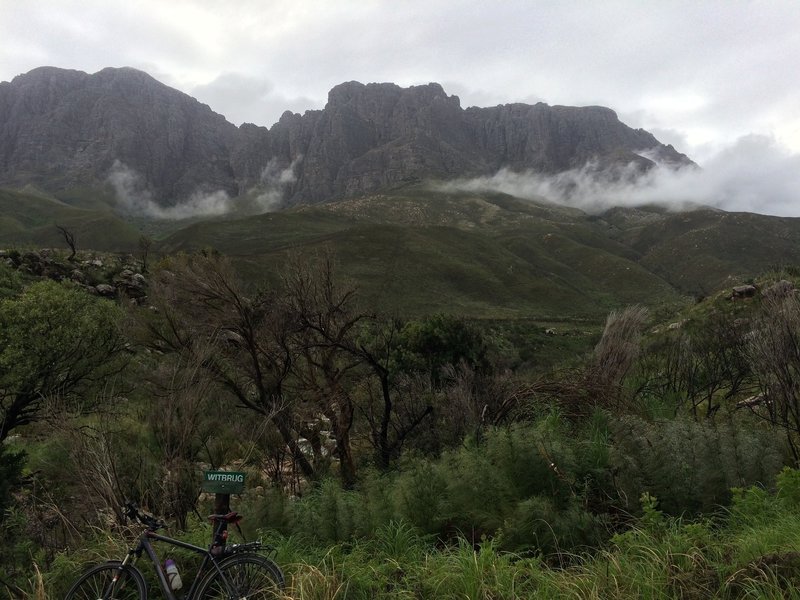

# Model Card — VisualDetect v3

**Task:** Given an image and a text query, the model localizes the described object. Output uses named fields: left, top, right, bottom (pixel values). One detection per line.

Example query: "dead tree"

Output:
left=356, top=318, right=434, bottom=469
left=56, top=225, right=77, bottom=261
left=146, top=343, right=218, bottom=529
left=141, top=253, right=315, bottom=480
left=282, top=252, right=366, bottom=488
left=138, top=235, right=153, bottom=273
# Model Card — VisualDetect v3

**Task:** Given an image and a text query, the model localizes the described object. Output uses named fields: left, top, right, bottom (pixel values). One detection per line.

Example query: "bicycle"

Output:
left=64, top=502, right=285, bottom=600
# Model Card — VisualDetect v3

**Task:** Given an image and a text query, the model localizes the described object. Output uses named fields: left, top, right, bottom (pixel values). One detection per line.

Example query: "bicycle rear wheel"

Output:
left=64, top=561, right=147, bottom=600
left=196, top=554, right=284, bottom=599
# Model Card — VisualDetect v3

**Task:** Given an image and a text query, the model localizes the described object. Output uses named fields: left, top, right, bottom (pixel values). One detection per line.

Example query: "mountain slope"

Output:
left=4, top=184, right=800, bottom=318
left=0, top=188, right=140, bottom=250
left=157, top=189, right=683, bottom=318
left=0, top=67, right=691, bottom=208
left=603, top=206, right=800, bottom=293
left=150, top=188, right=800, bottom=317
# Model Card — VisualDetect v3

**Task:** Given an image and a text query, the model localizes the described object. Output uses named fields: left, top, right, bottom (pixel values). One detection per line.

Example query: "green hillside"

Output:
left=0, top=188, right=141, bottom=251
left=158, top=189, right=686, bottom=318
left=603, top=206, right=800, bottom=294
left=6, top=183, right=800, bottom=319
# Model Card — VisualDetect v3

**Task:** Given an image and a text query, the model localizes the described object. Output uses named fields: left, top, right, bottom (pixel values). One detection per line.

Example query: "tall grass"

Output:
left=28, top=484, right=800, bottom=599
left=264, top=470, right=800, bottom=599
left=19, top=415, right=797, bottom=598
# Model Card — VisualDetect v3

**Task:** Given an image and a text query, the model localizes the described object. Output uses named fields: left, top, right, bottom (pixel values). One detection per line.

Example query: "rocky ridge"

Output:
left=0, top=67, right=693, bottom=210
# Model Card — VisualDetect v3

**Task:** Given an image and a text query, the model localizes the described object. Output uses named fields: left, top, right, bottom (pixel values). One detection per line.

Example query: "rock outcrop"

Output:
left=1, top=246, right=149, bottom=302
left=0, top=67, right=693, bottom=209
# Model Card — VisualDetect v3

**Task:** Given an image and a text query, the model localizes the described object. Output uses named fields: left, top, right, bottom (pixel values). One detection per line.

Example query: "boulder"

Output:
left=94, top=284, right=117, bottom=298
left=732, top=284, right=757, bottom=300
left=114, top=269, right=147, bottom=299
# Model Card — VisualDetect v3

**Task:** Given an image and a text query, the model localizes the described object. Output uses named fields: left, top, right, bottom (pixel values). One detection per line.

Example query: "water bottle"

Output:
left=165, top=559, right=183, bottom=591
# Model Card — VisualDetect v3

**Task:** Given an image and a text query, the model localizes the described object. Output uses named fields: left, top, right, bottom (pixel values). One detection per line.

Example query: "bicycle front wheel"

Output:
left=196, top=554, right=284, bottom=599
left=65, top=561, right=147, bottom=600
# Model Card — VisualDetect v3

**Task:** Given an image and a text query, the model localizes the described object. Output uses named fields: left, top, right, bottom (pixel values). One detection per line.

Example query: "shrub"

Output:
left=609, top=413, right=787, bottom=516
left=0, top=445, right=24, bottom=518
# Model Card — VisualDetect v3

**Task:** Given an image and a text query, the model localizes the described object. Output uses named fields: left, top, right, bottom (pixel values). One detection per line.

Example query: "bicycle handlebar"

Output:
left=124, top=503, right=246, bottom=532
left=124, top=501, right=165, bottom=530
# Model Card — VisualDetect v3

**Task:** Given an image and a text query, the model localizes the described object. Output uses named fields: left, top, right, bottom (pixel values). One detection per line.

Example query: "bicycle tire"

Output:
left=195, top=553, right=284, bottom=599
left=64, top=561, right=147, bottom=600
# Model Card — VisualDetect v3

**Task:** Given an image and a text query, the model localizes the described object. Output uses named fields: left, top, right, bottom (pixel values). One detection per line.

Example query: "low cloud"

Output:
left=107, top=160, right=233, bottom=219
left=158, top=189, right=233, bottom=219
left=251, top=156, right=302, bottom=211
left=107, top=157, right=301, bottom=219
left=434, top=135, right=800, bottom=217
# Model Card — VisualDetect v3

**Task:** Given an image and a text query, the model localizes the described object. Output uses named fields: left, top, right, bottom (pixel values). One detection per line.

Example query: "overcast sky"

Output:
left=2, top=0, right=799, bottom=214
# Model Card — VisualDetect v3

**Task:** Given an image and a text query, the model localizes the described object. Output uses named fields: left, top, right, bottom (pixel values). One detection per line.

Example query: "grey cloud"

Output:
left=191, top=73, right=317, bottom=127
left=0, top=1, right=209, bottom=81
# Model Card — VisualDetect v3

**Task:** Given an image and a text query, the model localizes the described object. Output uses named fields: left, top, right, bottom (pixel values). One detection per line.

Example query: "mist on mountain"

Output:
left=107, top=158, right=300, bottom=219
left=107, top=160, right=232, bottom=219
left=435, top=134, right=800, bottom=217
left=3, top=66, right=797, bottom=220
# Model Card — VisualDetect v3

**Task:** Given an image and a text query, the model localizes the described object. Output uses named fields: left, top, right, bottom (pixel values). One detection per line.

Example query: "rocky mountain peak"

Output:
left=9, top=66, right=85, bottom=86
left=324, top=81, right=462, bottom=124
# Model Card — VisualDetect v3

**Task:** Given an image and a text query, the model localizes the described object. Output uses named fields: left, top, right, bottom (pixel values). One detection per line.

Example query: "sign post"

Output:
left=202, top=471, right=246, bottom=494
left=202, top=471, right=246, bottom=551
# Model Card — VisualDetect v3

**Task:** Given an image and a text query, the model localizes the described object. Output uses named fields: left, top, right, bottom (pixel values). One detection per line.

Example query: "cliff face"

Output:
left=0, top=67, right=692, bottom=208
left=0, top=67, right=240, bottom=202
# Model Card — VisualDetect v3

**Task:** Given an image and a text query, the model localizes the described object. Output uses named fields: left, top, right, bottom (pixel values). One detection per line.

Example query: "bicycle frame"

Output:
left=120, top=522, right=231, bottom=600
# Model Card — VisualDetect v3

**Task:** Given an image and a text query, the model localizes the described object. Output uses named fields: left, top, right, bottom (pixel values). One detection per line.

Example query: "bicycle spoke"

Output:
left=198, top=555, right=283, bottom=599
left=65, top=563, right=145, bottom=600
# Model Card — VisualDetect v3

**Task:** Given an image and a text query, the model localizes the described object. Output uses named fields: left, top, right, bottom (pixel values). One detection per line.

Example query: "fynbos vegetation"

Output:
left=4, top=248, right=800, bottom=598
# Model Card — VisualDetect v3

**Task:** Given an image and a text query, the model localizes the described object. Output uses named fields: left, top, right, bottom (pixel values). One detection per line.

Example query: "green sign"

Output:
left=202, top=471, right=246, bottom=494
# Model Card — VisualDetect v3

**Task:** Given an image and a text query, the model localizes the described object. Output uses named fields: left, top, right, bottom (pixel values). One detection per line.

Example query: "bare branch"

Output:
left=56, top=225, right=77, bottom=261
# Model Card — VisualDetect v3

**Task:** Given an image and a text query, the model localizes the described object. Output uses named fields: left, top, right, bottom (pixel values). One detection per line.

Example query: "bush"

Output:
left=609, top=413, right=787, bottom=516
left=261, top=416, right=608, bottom=555
left=0, top=445, right=24, bottom=518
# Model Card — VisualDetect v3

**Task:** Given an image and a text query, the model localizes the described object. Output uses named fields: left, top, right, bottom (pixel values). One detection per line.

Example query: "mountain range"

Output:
left=2, top=66, right=798, bottom=321
left=0, top=66, right=691, bottom=208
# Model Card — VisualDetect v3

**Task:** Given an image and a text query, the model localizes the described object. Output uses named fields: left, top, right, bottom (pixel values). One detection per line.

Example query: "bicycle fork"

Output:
left=102, top=553, right=137, bottom=599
